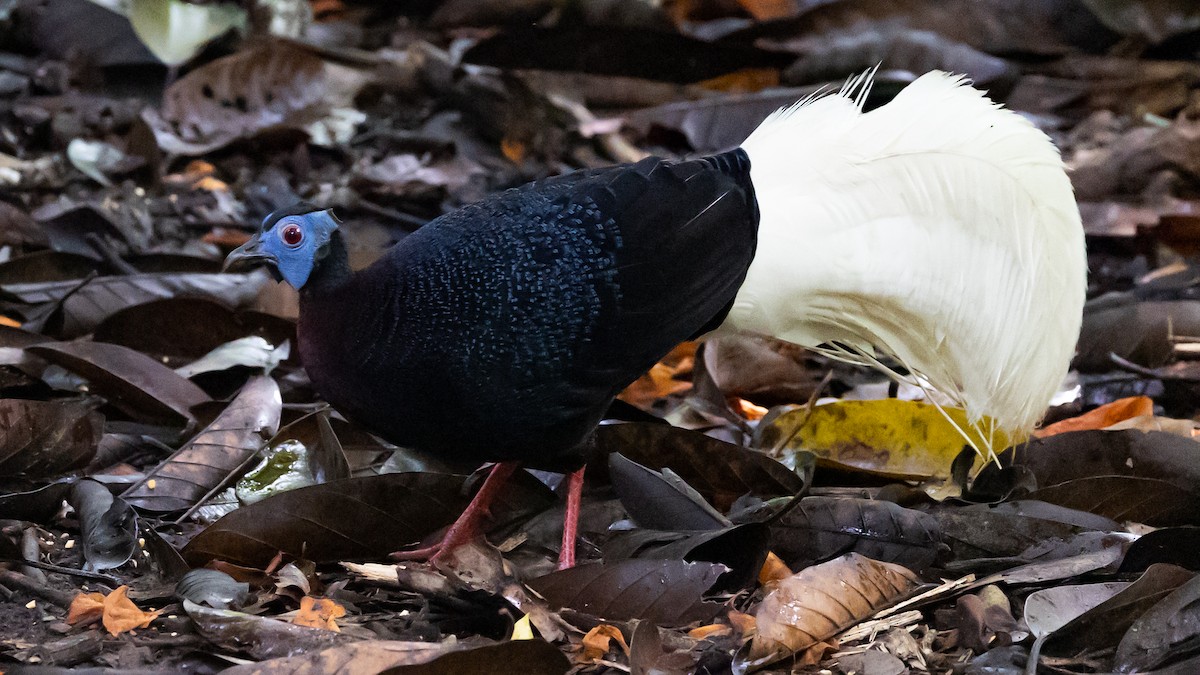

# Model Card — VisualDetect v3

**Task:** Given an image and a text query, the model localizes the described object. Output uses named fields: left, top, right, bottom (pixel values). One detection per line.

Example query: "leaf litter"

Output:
left=1, top=1, right=1200, bottom=672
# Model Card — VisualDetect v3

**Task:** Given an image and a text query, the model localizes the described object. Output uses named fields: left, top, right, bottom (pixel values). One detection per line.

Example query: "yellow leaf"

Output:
left=758, top=399, right=1010, bottom=480
left=128, top=0, right=247, bottom=66
left=511, top=614, right=534, bottom=640
left=293, top=596, right=346, bottom=631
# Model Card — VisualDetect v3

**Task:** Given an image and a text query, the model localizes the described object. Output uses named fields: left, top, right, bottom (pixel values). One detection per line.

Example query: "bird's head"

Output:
left=223, top=203, right=340, bottom=289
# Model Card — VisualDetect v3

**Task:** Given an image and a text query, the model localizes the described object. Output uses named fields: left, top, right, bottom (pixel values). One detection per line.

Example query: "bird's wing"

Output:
left=553, top=152, right=759, bottom=390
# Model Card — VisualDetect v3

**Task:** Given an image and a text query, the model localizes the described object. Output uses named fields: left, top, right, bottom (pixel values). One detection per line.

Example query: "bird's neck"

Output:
left=302, top=231, right=352, bottom=297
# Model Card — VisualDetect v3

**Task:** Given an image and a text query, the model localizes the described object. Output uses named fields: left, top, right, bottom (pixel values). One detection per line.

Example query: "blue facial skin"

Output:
left=254, top=209, right=340, bottom=289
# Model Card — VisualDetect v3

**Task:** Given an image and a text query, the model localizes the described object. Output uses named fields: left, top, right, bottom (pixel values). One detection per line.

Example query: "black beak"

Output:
left=223, top=233, right=275, bottom=273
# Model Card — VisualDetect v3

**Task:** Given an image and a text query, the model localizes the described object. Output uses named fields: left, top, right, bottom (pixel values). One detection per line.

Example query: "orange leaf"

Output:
left=0, top=315, right=20, bottom=327
left=580, top=624, right=628, bottom=661
left=734, top=0, right=796, bottom=20
left=758, top=551, right=792, bottom=585
left=737, top=398, right=769, bottom=421
left=687, top=623, right=732, bottom=640
left=101, top=586, right=162, bottom=636
left=698, top=68, right=780, bottom=93
left=618, top=342, right=696, bottom=408
left=1034, top=396, right=1155, bottom=437
left=293, top=596, right=346, bottom=631
left=66, top=591, right=106, bottom=626
left=501, top=138, right=526, bottom=164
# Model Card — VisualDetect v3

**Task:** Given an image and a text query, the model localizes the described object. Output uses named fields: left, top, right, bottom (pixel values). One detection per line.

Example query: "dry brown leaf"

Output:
left=750, top=553, right=919, bottom=663
left=293, top=596, right=346, bottom=631
left=1104, top=414, right=1200, bottom=438
left=1035, top=396, right=1155, bottom=437
left=66, top=591, right=106, bottom=626
left=581, top=624, right=629, bottom=662
left=729, top=610, right=756, bottom=637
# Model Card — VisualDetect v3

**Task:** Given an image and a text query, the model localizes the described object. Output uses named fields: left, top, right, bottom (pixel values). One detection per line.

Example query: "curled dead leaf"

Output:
left=70, top=585, right=162, bottom=636
left=581, top=624, right=629, bottom=662
left=293, top=596, right=346, bottom=632
left=749, top=553, right=919, bottom=664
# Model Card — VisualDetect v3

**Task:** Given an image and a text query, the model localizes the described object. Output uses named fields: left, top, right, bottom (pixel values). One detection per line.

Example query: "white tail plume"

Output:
left=719, top=70, right=1085, bottom=454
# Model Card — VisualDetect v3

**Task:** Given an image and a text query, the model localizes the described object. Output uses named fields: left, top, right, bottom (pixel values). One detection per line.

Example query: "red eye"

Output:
left=280, top=223, right=303, bottom=246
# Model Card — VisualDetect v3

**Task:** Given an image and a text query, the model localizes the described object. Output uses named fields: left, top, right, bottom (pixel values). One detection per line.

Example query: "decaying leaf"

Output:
left=123, top=375, right=281, bottom=513
left=71, top=478, right=138, bottom=571
left=0, top=398, right=101, bottom=476
left=218, top=637, right=571, bottom=675
left=749, top=553, right=920, bottom=664
left=182, top=472, right=472, bottom=567
left=28, top=340, right=211, bottom=425
left=1024, top=582, right=1130, bottom=638
left=527, top=559, right=726, bottom=626
left=1035, top=396, right=1154, bottom=437
left=593, top=423, right=805, bottom=512
left=293, top=596, right=346, bottom=631
left=758, top=399, right=1008, bottom=480
left=68, top=585, right=162, bottom=636
left=143, top=40, right=371, bottom=155
left=759, top=496, right=944, bottom=572
left=580, top=624, right=629, bottom=662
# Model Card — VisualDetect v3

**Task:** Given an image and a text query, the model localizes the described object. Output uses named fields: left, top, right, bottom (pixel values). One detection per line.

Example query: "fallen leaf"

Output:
left=28, top=340, right=211, bottom=425
left=69, top=586, right=163, bottom=636
left=758, top=399, right=1008, bottom=481
left=1035, top=396, right=1154, bottom=437
left=66, top=591, right=106, bottom=626
left=0, top=398, right=102, bottom=477
left=758, top=552, right=792, bottom=585
left=749, top=553, right=920, bottom=663
left=123, top=375, right=281, bottom=513
left=581, top=624, right=629, bottom=662
left=293, top=596, right=346, bottom=632
left=527, top=559, right=726, bottom=626
left=128, top=0, right=246, bottom=65
left=143, top=40, right=371, bottom=155
left=103, top=585, right=163, bottom=635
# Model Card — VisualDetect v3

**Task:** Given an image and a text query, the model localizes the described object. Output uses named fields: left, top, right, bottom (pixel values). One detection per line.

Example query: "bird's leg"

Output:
left=390, top=461, right=519, bottom=564
left=557, top=466, right=586, bottom=570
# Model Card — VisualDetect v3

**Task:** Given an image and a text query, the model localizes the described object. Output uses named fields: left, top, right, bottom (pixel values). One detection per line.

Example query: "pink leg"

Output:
left=557, top=466, right=586, bottom=570
left=391, top=461, right=519, bottom=564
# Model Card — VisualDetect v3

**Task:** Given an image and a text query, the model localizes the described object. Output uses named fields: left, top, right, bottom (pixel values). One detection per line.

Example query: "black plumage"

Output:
left=293, top=150, right=758, bottom=468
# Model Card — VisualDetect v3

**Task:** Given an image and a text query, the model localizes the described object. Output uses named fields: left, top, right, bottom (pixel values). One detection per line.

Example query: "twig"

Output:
left=0, top=569, right=79, bottom=608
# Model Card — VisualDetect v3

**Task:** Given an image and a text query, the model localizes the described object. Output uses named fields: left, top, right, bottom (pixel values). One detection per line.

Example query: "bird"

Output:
left=224, top=70, right=1085, bottom=569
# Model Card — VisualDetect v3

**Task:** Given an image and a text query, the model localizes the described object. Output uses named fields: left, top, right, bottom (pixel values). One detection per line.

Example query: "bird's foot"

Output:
left=389, top=461, right=519, bottom=566
left=557, top=466, right=586, bottom=571
left=389, top=519, right=482, bottom=565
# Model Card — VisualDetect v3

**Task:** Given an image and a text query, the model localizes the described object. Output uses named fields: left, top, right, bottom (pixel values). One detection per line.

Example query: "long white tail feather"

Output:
left=721, top=71, right=1085, bottom=454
